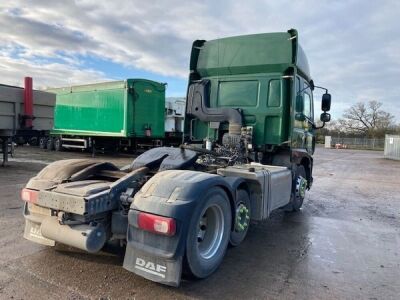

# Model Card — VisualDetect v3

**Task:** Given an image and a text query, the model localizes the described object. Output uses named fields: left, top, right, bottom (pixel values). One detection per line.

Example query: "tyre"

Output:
left=285, top=165, right=307, bottom=212
left=229, top=189, right=251, bottom=247
left=54, top=137, right=62, bottom=151
left=29, top=137, right=38, bottom=146
left=46, top=137, right=54, bottom=151
left=185, top=187, right=232, bottom=278
left=16, top=137, right=26, bottom=145
left=39, top=137, right=47, bottom=149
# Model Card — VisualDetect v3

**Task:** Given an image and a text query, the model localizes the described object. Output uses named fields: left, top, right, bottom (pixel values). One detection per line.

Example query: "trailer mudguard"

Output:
left=123, top=170, right=235, bottom=286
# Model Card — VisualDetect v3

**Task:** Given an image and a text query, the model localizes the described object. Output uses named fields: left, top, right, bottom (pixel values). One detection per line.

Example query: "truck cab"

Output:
left=184, top=29, right=331, bottom=193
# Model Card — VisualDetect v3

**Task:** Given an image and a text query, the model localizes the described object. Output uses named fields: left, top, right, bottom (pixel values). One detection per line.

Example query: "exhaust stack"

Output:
left=23, top=77, right=33, bottom=128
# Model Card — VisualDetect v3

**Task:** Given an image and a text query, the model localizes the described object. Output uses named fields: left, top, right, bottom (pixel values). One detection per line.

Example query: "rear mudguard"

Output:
left=123, top=170, right=243, bottom=286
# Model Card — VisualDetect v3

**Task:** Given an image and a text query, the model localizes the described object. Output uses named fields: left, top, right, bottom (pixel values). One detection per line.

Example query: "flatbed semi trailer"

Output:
left=21, top=29, right=331, bottom=286
left=0, top=77, right=55, bottom=164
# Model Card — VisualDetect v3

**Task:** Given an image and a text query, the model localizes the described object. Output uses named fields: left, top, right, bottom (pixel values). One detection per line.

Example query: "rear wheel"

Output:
left=229, top=189, right=251, bottom=246
left=29, top=137, right=38, bottom=146
left=185, top=187, right=232, bottom=278
left=46, top=137, right=54, bottom=151
left=54, top=137, right=62, bottom=151
left=39, top=137, right=47, bottom=149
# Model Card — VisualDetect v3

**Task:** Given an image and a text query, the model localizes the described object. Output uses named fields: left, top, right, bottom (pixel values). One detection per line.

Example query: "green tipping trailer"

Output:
left=46, top=79, right=166, bottom=151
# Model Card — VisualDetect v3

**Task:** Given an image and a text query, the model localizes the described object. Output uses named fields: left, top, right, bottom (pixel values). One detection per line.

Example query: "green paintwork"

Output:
left=195, top=30, right=310, bottom=80
left=48, top=79, right=165, bottom=138
left=186, top=29, right=314, bottom=151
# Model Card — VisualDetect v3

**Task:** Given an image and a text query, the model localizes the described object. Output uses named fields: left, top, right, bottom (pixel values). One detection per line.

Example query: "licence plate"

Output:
left=28, top=203, right=52, bottom=216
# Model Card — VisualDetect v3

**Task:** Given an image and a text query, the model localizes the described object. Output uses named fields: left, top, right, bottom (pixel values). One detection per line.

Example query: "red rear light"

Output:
left=138, top=212, right=176, bottom=236
left=21, top=188, right=39, bottom=204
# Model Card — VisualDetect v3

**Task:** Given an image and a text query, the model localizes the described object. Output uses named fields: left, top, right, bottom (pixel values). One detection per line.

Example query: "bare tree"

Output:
left=338, top=101, right=395, bottom=137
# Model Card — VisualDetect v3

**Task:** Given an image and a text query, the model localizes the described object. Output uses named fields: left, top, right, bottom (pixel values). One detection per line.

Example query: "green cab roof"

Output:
left=194, top=29, right=311, bottom=80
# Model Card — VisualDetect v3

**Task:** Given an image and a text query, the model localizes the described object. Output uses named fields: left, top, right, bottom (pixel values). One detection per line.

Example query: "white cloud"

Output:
left=0, top=52, right=109, bottom=89
left=0, top=0, right=399, bottom=120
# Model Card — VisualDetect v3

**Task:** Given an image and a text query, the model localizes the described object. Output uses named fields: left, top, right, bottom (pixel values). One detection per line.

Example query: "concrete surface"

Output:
left=0, top=146, right=399, bottom=299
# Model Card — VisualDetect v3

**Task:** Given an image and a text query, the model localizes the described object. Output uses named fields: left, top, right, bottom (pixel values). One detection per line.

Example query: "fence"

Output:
left=384, top=134, right=400, bottom=160
left=328, top=137, right=385, bottom=150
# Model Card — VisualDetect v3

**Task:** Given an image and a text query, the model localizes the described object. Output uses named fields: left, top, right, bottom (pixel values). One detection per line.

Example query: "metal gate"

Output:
left=384, top=134, right=400, bottom=161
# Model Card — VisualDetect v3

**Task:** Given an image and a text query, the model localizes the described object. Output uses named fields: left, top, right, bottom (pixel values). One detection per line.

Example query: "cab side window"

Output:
left=295, top=76, right=314, bottom=129
left=303, top=92, right=312, bottom=119
left=302, top=80, right=313, bottom=121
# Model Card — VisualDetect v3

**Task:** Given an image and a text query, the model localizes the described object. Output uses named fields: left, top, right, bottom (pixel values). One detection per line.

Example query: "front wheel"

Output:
left=185, top=187, right=232, bottom=279
left=285, top=165, right=307, bottom=212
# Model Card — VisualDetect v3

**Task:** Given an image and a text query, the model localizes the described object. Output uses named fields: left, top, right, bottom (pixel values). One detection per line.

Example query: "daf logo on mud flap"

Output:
left=30, top=225, right=46, bottom=240
left=135, top=257, right=167, bottom=278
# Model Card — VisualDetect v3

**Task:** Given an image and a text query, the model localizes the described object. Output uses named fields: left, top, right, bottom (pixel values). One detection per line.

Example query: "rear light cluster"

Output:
left=137, top=212, right=176, bottom=236
left=21, top=188, right=39, bottom=204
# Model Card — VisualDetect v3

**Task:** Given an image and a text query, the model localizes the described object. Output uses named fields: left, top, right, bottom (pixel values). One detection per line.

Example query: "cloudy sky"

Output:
left=0, top=0, right=399, bottom=120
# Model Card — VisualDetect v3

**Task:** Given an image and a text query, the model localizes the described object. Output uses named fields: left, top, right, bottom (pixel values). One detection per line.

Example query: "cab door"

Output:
left=302, top=86, right=315, bottom=155
left=292, top=76, right=315, bottom=155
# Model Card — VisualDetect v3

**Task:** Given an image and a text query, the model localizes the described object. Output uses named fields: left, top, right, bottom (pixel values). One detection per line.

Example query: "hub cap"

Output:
left=235, top=204, right=250, bottom=232
left=296, top=176, right=308, bottom=199
left=197, top=204, right=224, bottom=259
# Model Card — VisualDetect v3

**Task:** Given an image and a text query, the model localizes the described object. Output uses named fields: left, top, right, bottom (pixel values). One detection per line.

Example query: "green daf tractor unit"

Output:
left=21, top=29, right=331, bottom=286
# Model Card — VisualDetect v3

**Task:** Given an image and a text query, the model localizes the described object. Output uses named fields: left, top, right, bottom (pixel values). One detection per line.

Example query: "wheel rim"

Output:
left=197, top=204, right=225, bottom=260
left=234, top=203, right=250, bottom=232
left=296, top=176, right=307, bottom=199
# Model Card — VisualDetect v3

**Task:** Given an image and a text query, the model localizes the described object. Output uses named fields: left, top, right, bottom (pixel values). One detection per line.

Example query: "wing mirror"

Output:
left=321, top=93, right=331, bottom=112
left=320, top=112, right=331, bottom=123
left=295, top=113, right=306, bottom=121
left=295, top=95, right=304, bottom=113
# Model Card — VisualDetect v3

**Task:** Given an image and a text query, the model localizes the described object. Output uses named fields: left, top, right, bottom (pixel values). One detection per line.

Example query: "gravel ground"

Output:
left=0, top=146, right=399, bottom=299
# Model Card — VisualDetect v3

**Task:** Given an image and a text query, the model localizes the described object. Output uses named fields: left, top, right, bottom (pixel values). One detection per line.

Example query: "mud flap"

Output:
left=24, top=219, right=55, bottom=246
left=123, top=170, right=237, bottom=286
left=23, top=203, right=55, bottom=246
left=123, top=246, right=182, bottom=287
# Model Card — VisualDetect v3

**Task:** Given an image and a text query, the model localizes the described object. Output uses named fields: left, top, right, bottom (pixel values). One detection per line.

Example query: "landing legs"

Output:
left=1, top=137, right=9, bottom=166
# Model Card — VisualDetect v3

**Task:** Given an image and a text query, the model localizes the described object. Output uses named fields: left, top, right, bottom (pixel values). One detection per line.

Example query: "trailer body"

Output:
left=21, top=30, right=331, bottom=286
left=45, top=79, right=167, bottom=151
left=0, top=83, right=55, bottom=133
left=50, top=79, right=165, bottom=138
left=0, top=80, right=55, bottom=164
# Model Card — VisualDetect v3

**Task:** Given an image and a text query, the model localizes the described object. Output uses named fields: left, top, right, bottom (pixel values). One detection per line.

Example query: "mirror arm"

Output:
left=314, top=85, right=328, bottom=94
left=302, top=115, right=318, bottom=128
left=313, top=122, right=326, bottom=130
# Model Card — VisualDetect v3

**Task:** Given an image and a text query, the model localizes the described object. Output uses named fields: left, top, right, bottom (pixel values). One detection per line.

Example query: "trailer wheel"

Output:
left=29, top=137, right=38, bottom=146
left=185, top=187, right=232, bottom=278
left=46, top=137, right=54, bottom=151
left=16, top=137, right=26, bottom=145
left=54, top=138, right=62, bottom=151
left=39, top=137, right=47, bottom=149
left=285, top=165, right=307, bottom=212
left=229, top=189, right=251, bottom=247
